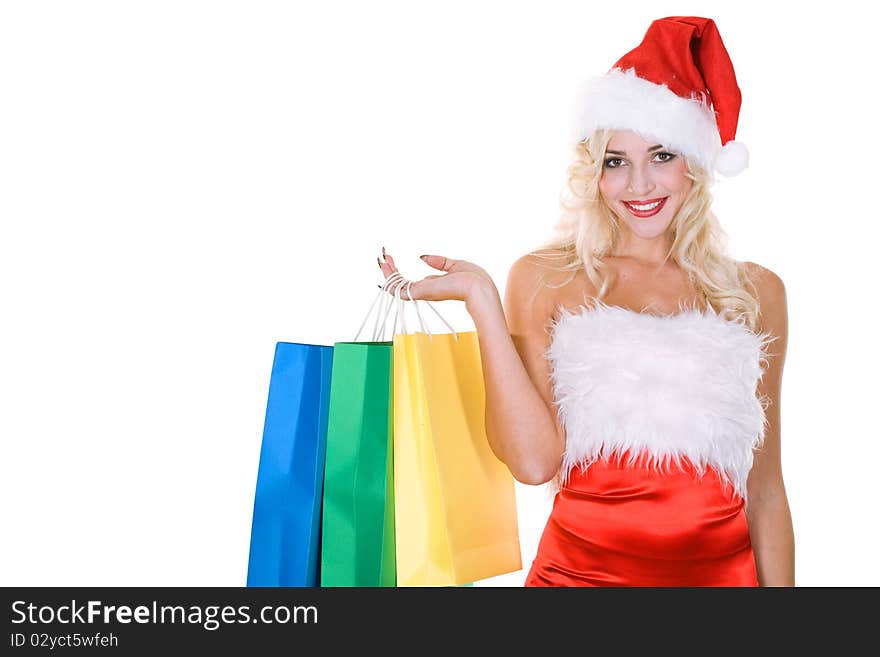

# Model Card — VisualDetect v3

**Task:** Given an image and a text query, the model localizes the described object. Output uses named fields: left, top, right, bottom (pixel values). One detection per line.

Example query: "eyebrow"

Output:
left=606, top=145, right=665, bottom=155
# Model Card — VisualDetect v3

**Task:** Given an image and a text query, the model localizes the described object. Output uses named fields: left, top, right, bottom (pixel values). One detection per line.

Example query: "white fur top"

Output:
left=546, top=301, right=771, bottom=504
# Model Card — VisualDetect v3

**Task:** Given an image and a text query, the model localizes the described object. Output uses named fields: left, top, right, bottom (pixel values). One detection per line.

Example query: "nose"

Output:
left=626, top=162, right=656, bottom=197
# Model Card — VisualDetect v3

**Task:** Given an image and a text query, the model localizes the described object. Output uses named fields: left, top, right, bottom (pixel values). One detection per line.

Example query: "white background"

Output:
left=2, top=1, right=877, bottom=587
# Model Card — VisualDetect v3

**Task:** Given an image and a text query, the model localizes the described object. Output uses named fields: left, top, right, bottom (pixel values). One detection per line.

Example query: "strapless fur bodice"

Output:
left=545, top=300, right=771, bottom=502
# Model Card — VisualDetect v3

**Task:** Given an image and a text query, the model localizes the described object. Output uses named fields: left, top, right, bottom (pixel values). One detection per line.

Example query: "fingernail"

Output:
left=419, top=254, right=428, bottom=260
left=382, top=246, right=387, bottom=258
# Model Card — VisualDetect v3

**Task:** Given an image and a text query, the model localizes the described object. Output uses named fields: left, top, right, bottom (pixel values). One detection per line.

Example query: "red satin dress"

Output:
left=524, top=450, right=758, bottom=587
left=524, top=301, right=768, bottom=587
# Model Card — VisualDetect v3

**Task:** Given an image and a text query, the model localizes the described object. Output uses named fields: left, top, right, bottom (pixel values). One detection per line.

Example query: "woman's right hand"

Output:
left=377, top=248, right=498, bottom=308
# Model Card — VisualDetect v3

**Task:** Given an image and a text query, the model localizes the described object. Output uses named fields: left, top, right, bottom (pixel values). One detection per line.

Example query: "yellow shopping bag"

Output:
left=389, top=280, right=522, bottom=586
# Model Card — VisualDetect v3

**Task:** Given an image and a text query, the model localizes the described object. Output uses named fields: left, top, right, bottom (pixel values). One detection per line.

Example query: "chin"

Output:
left=618, top=216, right=674, bottom=240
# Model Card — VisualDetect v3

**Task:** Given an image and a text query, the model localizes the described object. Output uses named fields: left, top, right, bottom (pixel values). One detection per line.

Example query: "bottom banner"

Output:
left=0, top=586, right=862, bottom=651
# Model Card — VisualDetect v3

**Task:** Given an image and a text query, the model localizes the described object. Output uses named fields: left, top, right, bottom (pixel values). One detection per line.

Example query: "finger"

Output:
left=377, top=255, right=409, bottom=297
left=384, top=274, right=440, bottom=298
left=420, top=254, right=456, bottom=272
left=404, top=276, right=462, bottom=303
left=398, top=278, right=423, bottom=301
left=383, top=251, right=398, bottom=272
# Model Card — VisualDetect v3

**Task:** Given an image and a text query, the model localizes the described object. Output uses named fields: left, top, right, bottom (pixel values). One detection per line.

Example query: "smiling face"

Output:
left=598, top=130, right=693, bottom=242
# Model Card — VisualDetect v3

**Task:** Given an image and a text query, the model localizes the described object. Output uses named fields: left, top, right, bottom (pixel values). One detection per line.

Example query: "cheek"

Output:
left=661, top=161, right=691, bottom=193
left=598, top=169, right=626, bottom=198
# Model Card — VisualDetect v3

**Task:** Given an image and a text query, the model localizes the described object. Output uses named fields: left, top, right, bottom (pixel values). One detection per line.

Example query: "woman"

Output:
left=378, top=16, right=794, bottom=587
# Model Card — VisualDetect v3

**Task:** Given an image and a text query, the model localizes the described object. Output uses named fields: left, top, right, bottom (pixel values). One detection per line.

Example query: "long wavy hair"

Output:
left=529, top=128, right=761, bottom=330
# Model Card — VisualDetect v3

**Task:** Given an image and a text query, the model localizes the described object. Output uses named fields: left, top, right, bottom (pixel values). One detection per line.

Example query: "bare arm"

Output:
left=745, top=262, right=796, bottom=586
left=467, top=262, right=565, bottom=484
left=377, top=250, right=565, bottom=485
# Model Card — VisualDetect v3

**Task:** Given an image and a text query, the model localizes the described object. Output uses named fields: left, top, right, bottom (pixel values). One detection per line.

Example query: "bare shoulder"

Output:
left=505, top=249, right=573, bottom=321
left=742, top=261, right=786, bottom=304
left=742, top=261, right=788, bottom=346
left=504, top=250, right=573, bottom=336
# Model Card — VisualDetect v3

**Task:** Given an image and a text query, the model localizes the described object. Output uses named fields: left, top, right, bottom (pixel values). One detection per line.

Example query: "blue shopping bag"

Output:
left=246, top=341, right=333, bottom=586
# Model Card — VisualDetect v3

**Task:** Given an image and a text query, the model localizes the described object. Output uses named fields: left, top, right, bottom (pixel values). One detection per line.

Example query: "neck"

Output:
left=609, top=233, right=673, bottom=268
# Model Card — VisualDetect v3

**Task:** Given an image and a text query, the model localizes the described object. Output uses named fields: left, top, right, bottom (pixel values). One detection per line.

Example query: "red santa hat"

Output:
left=571, top=16, right=749, bottom=177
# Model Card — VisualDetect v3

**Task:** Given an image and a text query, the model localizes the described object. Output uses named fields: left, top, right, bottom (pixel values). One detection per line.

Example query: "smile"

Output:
left=622, top=197, right=668, bottom=217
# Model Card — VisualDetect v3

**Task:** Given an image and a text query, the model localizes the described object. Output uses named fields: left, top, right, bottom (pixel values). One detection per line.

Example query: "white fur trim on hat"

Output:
left=570, top=67, right=723, bottom=174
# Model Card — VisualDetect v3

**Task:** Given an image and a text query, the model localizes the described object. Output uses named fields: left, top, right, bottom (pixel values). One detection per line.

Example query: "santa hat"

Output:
left=571, top=16, right=748, bottom=177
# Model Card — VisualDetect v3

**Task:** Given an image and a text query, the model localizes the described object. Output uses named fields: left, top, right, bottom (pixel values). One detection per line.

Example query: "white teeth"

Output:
left=627, top=200, right=662, bottom=211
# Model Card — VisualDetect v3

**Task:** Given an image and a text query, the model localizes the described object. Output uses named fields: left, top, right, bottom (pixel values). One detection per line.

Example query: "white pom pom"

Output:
left=715, top=140, right=749, bottom=176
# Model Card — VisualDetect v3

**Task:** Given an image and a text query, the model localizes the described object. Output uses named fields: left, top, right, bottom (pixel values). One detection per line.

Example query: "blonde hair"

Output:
left=528, top=128, right=761, bottom=330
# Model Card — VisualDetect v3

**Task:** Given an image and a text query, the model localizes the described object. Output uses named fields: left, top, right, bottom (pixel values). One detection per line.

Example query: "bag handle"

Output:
left=353, top=271, right=459, bottom=342
left=390, top=274, right=459, bottom=342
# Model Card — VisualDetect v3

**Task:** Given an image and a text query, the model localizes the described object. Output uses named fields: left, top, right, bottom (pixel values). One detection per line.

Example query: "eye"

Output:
left=655, top=151, right=676, bottom=163
left=604, top=157, right=624, bottom=168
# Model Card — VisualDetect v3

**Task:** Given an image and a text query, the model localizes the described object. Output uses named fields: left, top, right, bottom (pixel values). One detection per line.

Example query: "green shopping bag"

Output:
left=319, top=274, right=480, bottom=588
left=319, top=287, right=397, bottom=586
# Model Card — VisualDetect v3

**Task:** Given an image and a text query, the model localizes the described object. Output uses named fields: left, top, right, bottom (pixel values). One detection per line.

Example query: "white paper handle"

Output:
left=353, top=270, right=459, bottom=342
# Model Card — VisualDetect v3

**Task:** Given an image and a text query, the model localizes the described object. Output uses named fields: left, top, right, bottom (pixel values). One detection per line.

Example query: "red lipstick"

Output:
left=622, top=196, right=668, bottom=218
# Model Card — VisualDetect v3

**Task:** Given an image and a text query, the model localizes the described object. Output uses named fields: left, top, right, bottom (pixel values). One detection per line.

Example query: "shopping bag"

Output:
left=246, top=341, right=333, bottom=587
left=319, top=286, right=399, bottom=586
left=389, top=280, right=522, bottom=586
